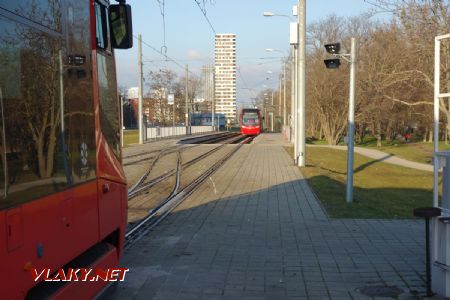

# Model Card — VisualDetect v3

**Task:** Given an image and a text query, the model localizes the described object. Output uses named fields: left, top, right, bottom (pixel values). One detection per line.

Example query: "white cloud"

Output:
left=186, top=49, right=203, bottom=60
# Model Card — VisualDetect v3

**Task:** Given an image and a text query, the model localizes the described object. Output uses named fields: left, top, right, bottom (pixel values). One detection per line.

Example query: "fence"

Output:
left=145, top=125, right=213, bottom=140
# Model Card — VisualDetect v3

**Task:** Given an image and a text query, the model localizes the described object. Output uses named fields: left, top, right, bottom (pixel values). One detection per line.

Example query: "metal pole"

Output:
left=293, top=45, right=298, bottom=160
left=425, top=218, right=433, bottom=297
left=283, top=62, right=287, bottom=127
left=173, top=97, right=175, bottom=130
left=120, top=95, right=124, bottom=148
left=291, top=45, right=296, bottom=146
left=265, top=108, right=267, bottom=130
left=138, top=34, right=143, bottom=144
left=297, top=0, right=306, bottom=167
left=434, top=37, right=440, bottom=207
left=271, top=112, right=274, bottom=132
left=185, top=65, right=190, bottom=135
left=212, top=65, right=215, bottom=132
left=59, top=50, right=71, bottom=185
left=279, top=76, right=282, bottom=117
left=346, top=37, right=357, bottom=203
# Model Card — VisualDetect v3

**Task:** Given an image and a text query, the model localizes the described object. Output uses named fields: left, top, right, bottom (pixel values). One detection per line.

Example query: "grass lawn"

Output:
left=123, top=130, right=139, bottom=147
left=310, top=136, right=450, bottom=164
left=285, top=146, right=435, bottom=219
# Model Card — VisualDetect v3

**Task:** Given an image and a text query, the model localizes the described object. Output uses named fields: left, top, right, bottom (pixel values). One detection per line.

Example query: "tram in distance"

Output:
left=240, top=108, right=261, bottom=135
left=0, top=0, right=133, bottom=299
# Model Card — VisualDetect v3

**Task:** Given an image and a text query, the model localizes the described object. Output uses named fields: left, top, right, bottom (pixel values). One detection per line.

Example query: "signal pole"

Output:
left=138, top=34, right=143, bottom=144
left=346, top=38, right=357, bottom=203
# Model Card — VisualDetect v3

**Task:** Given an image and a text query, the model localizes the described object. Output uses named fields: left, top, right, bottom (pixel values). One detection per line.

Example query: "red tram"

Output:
left=240, top=108, right=261, bottom=135
left=0, top=1, right=132, bottom=299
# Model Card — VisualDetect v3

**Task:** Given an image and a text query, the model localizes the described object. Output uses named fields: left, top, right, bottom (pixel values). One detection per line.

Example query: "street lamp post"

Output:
left=324, top=38, right=357, bottom=203
left=263, top=10, right=297, bottom=150
left=297, top=1, right=306, bottom=167
left=291, top=45, right=296, bottom=144
left=265, top=49, right=288, bottom=129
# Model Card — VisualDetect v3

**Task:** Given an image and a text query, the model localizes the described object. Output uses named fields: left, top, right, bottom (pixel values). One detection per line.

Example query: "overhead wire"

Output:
left=156, top=0, right=167, bottom=56
left=134, top=35, right=198, bottom=77
left=237, top=68, right=257, bottom=99
left=193, top=0, right=216, bottom=34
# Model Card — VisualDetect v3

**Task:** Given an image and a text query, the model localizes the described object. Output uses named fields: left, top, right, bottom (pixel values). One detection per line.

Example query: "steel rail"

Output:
left=124, top=144, right=243, bottom=248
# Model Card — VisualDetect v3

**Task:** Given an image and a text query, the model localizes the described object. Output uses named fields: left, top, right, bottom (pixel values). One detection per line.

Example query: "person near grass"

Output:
left=404, top=132, right=410, bottom=143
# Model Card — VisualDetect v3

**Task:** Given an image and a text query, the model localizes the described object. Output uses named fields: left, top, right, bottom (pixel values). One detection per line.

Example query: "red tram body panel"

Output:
left=240, top=108, right=261, bottom=135
left=0, top=1, right=132, bottom=299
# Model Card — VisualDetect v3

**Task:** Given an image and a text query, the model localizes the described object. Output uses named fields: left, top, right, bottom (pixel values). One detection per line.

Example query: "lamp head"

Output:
left=324, top=59, right=341, bottom=69
left=263, top=12, right=274, bottom=17
left=324, top=43, right=341, bottom=54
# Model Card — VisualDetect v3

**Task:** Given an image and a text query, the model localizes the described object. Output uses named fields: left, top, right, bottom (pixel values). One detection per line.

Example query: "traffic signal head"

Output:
left=324, top=43, right=341, bottom=54
left=324, top=59, right=341, bottom=69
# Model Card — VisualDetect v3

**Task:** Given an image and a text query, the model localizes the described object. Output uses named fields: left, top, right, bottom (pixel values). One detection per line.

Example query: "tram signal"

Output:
left=324, top=59, right=341, bottom=69
left=323, top=38, right=358, bottom=203
left=325, top=43, right=341, bottom=54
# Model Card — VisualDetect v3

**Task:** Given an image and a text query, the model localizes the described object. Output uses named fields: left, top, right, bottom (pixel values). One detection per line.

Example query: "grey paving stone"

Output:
left=117, top=134, right=427, bottom=299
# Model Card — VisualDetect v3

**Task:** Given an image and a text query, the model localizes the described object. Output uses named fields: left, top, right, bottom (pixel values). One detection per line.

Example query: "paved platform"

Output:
left=116, top=134, right=425, bottom=300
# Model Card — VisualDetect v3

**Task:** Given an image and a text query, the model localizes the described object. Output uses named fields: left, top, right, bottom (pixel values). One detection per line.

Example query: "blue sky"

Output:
left=115, top=1, right=378, bottom=104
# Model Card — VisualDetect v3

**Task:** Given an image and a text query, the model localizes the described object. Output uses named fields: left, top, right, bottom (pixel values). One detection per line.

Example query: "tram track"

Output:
left=127, top=145, right=187, bottom=194
left=124, top=132, right=237, bottom=169
left=127, top=134, right=252, bottom=199
left=124, top=135, right=254, bottom=248
left=126, top=132, right=244, bottom=194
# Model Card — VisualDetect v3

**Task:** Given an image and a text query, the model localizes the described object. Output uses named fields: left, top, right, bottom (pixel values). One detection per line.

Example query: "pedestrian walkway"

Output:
left=252, top=132, right=292, bottom=146
left=116, top=134, right=425, bottom=300
left=310, top=145, right=433, bottom=172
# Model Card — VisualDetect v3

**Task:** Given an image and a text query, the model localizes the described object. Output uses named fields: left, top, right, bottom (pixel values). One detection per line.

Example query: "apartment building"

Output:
left=214, top=33, right=236, bottom=121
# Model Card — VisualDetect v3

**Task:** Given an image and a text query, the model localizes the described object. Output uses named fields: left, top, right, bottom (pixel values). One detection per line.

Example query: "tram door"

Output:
left=94, top=1, right=125, bottom=240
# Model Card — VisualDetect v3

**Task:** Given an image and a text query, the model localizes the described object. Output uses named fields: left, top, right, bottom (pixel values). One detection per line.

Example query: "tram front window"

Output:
left=243, top=113, right=259, bottom=126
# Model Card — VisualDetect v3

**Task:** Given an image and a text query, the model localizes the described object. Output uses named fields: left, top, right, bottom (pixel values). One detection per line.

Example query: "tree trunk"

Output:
left=45, top=125, right=57, bottom=178
left=445, top=125, right=448, bottom=144
left=376, top=121, right=382, bottom=147
left=385, top=119, right=394, bottom=142
left=423, top=127, right=428, bottom=143
left=37, top=132, right=46, bottom=178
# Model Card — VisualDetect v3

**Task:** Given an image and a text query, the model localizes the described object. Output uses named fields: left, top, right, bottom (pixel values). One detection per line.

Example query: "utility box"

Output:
left=290, top=22, right=298, bottom=45
left=433, top=151, right=450, bottom=297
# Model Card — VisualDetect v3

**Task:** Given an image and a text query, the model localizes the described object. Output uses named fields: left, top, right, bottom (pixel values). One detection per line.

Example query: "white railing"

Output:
left=145, top=126, right=212, bottom=140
